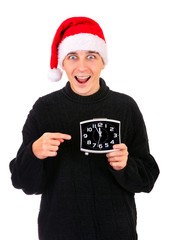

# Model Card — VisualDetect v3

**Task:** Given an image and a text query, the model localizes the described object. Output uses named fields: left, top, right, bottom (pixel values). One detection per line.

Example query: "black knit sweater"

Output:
left=10, top=78, right=159, bottom=240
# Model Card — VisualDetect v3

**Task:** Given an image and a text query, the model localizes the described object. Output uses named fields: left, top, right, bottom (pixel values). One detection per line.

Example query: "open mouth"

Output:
left=75, top=76, right=91, bottom=84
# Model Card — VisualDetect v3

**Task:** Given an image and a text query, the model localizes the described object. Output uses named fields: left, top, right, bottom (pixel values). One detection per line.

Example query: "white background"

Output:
left=0, top=0, right=172, bottom=239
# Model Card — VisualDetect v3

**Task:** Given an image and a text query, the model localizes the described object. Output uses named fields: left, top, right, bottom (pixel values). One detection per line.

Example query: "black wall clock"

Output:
left=80, top=118, right=121, bottom=155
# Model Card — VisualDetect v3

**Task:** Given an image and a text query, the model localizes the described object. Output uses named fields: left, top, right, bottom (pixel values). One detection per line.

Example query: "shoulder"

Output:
left=40, top=88, right=64, bottom=104
left=109, top=90, right=146, bottom=132
left=33, top=88, right=64, bottom=109
left=108, top=90, right=143, bottom=123
left=109, top=90, right=139, bottom=110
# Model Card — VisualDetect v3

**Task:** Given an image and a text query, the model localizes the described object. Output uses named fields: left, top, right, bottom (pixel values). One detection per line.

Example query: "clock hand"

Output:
left=95, top=127, right=102, bottom=147
left=97, top=135, right=101, bottom=146
left=95, top=126, right=100, bottom=135
left=95, top=126, right=102, bottom=135
left=98, top=128, right=102, bottom=136
left=97, top=128, right=102, bottom=146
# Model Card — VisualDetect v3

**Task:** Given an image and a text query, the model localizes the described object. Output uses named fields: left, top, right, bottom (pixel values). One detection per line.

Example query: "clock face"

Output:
left=80, top=118, right=121, bottom=154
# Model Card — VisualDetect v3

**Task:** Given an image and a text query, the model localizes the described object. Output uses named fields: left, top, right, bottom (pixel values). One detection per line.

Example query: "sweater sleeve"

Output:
left=108, top=98, right=160, bottom=193
left=9, top=98, right=47, bottom=195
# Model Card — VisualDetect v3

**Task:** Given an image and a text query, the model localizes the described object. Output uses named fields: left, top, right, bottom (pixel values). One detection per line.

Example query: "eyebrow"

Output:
left=88, top=51, right=98, bottom=54
left=67, top=51, right=99, bottom=55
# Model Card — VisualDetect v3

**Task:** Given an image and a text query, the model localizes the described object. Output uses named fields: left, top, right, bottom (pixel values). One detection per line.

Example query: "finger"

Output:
left=106, top=147, right=128, bottom=157
left=109, top=161, right=125, bottom=170
left=47, top=151, right=58, bottom=157
left=49, top=139, right=61, bottom=146
left=49, top=145, right=59, bottom=152
left=50, top=133, right=72, bottom=140
left=113, top=143, right=127, bottom=151
left=107, top=156, right=124, bottom=162
left=106, top=150, right=124, bottom=158
left=52, top=138, right=65, bottom=143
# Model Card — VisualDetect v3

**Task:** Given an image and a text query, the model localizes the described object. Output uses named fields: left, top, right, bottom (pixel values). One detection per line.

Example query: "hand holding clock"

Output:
left=106, top=144, right=128, bottom=171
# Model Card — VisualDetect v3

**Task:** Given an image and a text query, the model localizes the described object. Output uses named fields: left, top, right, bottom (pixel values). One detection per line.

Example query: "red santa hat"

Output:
left=48, top=16, right=108, bottom=82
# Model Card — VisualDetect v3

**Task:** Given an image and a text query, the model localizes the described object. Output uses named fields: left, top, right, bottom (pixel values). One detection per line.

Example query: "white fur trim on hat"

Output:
left=48, top=68, right=63, bottom=82
left=58, top=33, right=107, bottom=68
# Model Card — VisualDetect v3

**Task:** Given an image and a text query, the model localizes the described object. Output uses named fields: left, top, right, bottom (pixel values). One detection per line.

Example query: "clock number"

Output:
left=83, top=134, right=88, bottom=138
left=92, top=124, right=96, bottom=128
left=87, top=140, right=92, bottom=145
left=114, top=133, right=118, bottom=138
left=98, top=144, right=103, bottom=149
left=98, top=123, right=103, bottom=127
left=93, top=143, right=97, bottom=148
left=87, top=127, right=92, bottom=132
left=110, top=140, right=115, bottom=144
left=105, top=143, right=109, bottom=148
left=110, top=127, right=114, bottom=132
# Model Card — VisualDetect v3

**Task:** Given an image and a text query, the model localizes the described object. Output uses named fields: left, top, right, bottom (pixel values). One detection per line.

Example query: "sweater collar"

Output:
left=62, top=78, right=109, bottom=103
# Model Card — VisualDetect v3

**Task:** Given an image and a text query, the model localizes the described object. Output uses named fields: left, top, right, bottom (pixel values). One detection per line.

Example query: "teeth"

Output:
left=76, top=76, right=90, bottom=79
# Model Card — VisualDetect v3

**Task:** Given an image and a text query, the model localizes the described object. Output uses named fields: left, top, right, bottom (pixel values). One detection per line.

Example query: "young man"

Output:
left=10, top=17, right=159, bottom=240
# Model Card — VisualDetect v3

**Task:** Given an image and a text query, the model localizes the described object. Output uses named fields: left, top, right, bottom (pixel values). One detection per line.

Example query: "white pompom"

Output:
left=48, top=68, right=63, bottom=82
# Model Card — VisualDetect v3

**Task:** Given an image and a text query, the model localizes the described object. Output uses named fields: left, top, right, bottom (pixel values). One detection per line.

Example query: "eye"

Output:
left=69, top=55, right=77, bottom=60
left=87, top=54, right=95, bottom=59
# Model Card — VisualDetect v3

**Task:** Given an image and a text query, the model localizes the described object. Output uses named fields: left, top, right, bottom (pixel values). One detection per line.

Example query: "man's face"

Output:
left=62, top=50, right=104, bottom=96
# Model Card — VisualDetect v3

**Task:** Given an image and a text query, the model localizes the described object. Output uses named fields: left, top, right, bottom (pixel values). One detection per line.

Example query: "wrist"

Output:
left=32, top=141, right=43, bottom=160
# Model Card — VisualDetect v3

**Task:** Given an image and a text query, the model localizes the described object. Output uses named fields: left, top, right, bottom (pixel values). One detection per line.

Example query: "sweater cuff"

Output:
left=23, top=141, right=43, bottom=170
left=107, top=162, right=129, bottom=191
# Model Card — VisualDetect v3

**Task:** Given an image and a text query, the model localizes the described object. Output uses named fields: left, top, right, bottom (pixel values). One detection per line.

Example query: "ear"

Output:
left=101, top=61, right=105, bottom=70
left=62, top=59, right=65, bottom=70
left=100, top=57, right=105, bottom=70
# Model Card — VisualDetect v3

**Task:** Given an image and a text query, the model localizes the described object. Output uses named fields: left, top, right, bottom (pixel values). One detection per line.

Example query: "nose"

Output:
left=76, top=59, right=88, bottom=72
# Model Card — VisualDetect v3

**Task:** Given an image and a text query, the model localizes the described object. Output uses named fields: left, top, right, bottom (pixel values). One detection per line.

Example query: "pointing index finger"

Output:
left=50, top=133, right=72, bottom=140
